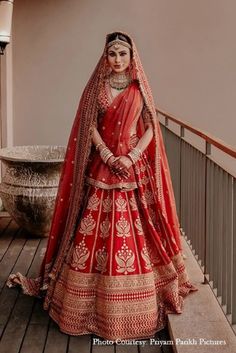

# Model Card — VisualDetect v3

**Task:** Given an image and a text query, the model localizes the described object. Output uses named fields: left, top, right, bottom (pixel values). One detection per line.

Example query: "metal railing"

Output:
left=157, top=107, right=236, bottom=333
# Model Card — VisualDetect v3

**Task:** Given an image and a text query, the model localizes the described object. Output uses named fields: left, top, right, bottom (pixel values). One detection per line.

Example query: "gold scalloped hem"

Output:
left=48, top=305, right=168, bottom=341
left=42, top=263, right=198, bottom=340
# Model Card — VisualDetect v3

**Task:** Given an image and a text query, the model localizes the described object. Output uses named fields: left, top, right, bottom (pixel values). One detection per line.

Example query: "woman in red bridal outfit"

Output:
left=7, top=31, right=197, bottom=340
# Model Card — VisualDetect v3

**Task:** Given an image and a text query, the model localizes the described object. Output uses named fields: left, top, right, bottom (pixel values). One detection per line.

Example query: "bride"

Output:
left=7, top=31, right=197, bottom=340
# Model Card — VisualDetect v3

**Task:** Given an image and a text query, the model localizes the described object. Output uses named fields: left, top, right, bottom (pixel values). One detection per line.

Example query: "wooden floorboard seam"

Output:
left=0, top=221, right=22, bottom=262
left=0, top=236, right=43, bottom=351
left=16, top=298, right=38, bottom=353
left=0, top=232, right=28, bottom=294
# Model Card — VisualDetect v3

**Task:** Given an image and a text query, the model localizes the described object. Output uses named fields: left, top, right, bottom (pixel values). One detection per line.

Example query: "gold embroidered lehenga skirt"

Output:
left=46, top=149, right=196, bottom=340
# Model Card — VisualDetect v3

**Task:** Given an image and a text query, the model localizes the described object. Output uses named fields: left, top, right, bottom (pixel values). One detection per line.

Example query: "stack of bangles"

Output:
left=127, top=147, right=142, bottom=164
left=98, top=145, right=114, bottom=164
left=96, top=143, right=142, bottom=165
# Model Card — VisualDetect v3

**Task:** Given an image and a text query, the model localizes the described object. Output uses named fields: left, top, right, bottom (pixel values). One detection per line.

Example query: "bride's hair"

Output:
left=107, top=32, right=132, bottom=46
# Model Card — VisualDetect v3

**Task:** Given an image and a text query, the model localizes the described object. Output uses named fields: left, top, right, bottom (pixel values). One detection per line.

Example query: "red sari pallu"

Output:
left=7, top=31, right=198, bottom=340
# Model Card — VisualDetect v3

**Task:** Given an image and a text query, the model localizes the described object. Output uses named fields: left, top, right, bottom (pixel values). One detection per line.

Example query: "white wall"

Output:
left=10, top=0, right=236, bottom=172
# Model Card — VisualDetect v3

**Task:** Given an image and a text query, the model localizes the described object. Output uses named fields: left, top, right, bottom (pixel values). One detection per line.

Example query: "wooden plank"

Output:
left=17, top=323, right=49, bottom=353
left=0, top=217, right=11, bottom=233
left=0, top=235, right=46, bottom=353
left=0, top=292, right=35, bottom=353
left=43, top=320, right=69, bottom=353
left=0, top=236, right=42, bottom=335
left=28, top=296, right=49, bottom=326
left=19, top=298, right=50, bottom=353
left=0, top=219, right=19, bottom=260
left=0, top=228, right=28, bottom=292
left=18, top=238, right=50, bottom=353
left=68, top=335, right=91, bottom=353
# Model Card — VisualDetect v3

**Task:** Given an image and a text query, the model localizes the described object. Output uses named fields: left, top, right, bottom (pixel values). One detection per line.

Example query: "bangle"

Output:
left=100, top=146, right=114, bottom=164
left=126, top=154, right=135, bottom=164
left=128, top=147, right=142, bottom=164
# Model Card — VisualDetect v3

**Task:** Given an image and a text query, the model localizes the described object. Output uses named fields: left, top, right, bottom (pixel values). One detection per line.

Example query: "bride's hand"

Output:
left=110, top=156, right=132, bottom=179
left=112, top=156, right=133, bottom=170
left=107, top=155, right=118, bottom=168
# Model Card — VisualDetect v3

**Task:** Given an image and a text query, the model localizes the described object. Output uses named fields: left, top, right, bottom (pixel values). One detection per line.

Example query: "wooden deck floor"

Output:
left=0, top=217, right=173, bottom=353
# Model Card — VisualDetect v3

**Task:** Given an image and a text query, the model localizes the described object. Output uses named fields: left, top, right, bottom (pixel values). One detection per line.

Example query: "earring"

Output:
left=105, top=60, right=112, bottom=76
left=128, top=61, right=135, bottom=79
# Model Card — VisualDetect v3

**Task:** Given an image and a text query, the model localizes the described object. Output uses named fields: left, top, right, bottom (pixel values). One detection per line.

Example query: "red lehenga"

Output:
left=7, top=31, right=197, bottom=340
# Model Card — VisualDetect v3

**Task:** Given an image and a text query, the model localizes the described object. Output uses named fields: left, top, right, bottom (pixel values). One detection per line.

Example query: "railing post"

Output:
left=164, top=116, right=169, bottom=127
left=232, top=178, right=236, bottom=324
left=179, top=126, right=185, bottom=233
left=203, top=141, right=211, bottom=284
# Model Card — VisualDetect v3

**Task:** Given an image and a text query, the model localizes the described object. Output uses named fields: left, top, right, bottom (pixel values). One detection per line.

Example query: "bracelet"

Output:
left=100, top=146, right=114, bottom=164
left=128, top=147, right=142, bottom=164
left=126, top=154, right=136, bottom=164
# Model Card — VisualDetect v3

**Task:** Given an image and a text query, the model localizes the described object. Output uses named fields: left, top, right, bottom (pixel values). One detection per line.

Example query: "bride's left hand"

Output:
left=110, top=156, right=132, bottom=179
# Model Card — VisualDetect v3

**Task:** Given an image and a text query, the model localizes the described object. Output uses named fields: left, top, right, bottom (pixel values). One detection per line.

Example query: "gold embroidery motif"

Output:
left=115, top=194, right=127, bottom=212
left=145, top=189, right=154, bottom=205
left=71, top=242, right=90, bottom=270
left=129, top=196, right=138, bottom=211
left=87, top=192, right=100, bottom=211
left=99, top=218, right=111, bottom=238
left=138, top=175, right=150, bottom=186
left=95, top=247, right=108, bottom=273
left=115, top=244, right=135, bottom=274
left=79, top=214, right=96, bottom=235
left=115, top=216, right=131, bottom=237
left=134, top=217, right=144, bottom=236
left=141, top=247, right=152, bottom=270
left=146, top=242, right=162, bottom=265
left=102, top=195, right=112, bottom=212
left=149, top=208, right=158, bottom=228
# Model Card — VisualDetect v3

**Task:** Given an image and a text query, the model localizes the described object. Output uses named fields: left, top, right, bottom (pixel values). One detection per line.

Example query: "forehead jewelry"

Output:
left=107, top=35, right=132, bottom=50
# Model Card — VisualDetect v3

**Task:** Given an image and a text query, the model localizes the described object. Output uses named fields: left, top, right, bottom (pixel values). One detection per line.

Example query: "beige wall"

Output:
left=9, top=0, right=236, bottom=172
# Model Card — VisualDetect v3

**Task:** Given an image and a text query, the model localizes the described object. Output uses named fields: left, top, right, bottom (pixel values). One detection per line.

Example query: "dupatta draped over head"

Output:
left=7, top=31, right=184, bottom=301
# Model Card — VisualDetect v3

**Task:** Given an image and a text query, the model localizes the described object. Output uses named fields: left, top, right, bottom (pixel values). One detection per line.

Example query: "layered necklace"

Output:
left=109, top=71, right=132, bottom=90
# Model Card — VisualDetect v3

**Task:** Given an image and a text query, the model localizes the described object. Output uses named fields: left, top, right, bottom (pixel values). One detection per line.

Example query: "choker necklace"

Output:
left=109, top=72, right=131, bottom=90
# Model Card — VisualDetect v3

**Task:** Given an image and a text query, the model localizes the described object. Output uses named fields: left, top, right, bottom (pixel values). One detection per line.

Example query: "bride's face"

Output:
left=107, top=44, right=131, bottom=73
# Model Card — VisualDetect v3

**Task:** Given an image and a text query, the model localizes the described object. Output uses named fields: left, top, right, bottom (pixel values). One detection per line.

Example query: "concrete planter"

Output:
left=0, top=145, right=65, bottom=237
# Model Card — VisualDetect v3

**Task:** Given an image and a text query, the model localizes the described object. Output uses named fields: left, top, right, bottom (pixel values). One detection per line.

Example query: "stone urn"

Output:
left=0, top=145, right=66, bottom=237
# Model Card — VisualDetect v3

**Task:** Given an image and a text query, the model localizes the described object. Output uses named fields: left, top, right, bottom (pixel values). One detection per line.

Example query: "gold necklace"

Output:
left=109, top=72, right=131, bottom=90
